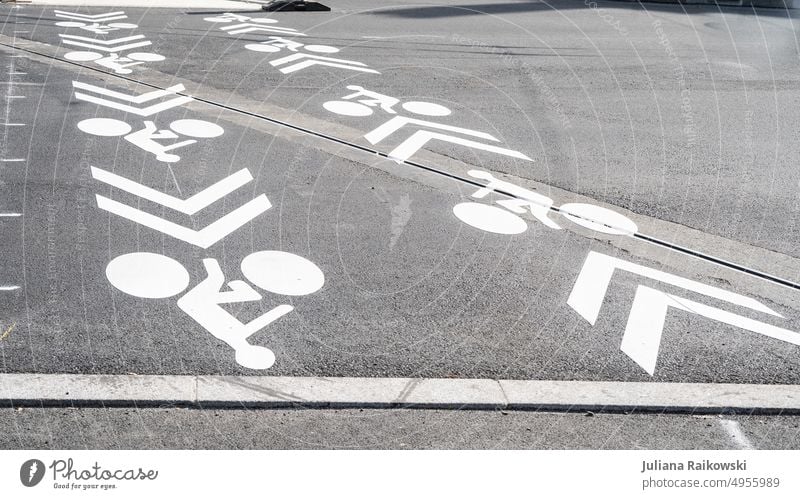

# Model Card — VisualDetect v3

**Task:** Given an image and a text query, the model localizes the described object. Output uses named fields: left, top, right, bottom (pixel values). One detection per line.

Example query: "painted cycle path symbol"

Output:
left=5, top=93, right=800, bottom=382
left=2, top=9, right=800, bottom=384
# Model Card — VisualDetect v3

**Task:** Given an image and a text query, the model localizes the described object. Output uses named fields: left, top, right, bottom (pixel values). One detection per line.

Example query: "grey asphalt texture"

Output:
left=1, top=407, right=798, bottom=449
left=1, top=2, right=800, bottom=386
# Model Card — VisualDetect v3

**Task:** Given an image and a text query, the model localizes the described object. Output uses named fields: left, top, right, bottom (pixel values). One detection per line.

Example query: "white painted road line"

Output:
left=719, top=419, right=755, bottom=449
left=0, top=286, right=20, bottom=291
left=0, top=375, right=799, bottom=413
left=0, top=213, right=21, bottom=217
left=1, top=158, right=25, bottom=161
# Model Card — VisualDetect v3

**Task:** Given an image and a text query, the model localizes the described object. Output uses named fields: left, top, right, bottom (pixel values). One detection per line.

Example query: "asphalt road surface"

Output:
left=0, top=0, right=799, bottom=448
left=2, top=407, right=799, bottom=449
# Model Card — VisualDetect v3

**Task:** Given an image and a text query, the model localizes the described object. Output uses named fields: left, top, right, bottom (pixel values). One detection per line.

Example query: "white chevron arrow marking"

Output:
left=362, top=117, right=529, bottom=162
left=60, top=34, right=151, bottom=53
left=567, top=251, right=781, bottom=325
left=221, top=24, right=305, bottom=36
left=621, top=285, right=800, bottom=375
left=364, top=116, right=497, bottom=144
left=387, top=130, right=532, bottom=163
left=270, top=54, right=379, bottom=74
left=60, top=34, right=145, bottom=46
left=73, top=81, right=188, bottom=104
left=73, top=81, right=193, bottom=116
left=96, top=194, right=272, bottom=249
left=567, top=251, right=790, bottom=375
left=91, top=166, right=254, bottom=215
left=54, top=10, right=127, bottom=22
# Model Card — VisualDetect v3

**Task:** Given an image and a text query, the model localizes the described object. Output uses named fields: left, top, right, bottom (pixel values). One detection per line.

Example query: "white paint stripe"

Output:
left=73, top=81, right=187, bottom=104
left=719, top=419, right=755, bottom=449
left=92, top=166, right=253, bottom=215
left=568, top=251, right=780, bottom=322
left=96, top=193, right=271, bottom=249
left=72, top=81, right=193, bottom=116
left=622, top=287, right=800, bottom=375
left=0, top=375, right=798, bottom=412
left=8, top=72, right=27, bottom=75
left=1, top=158, right=25, bottom=162
left=0, top=213, right=21, bottom=217
left=61, top=39, right=151, bottom=53
left=361, top=35, right=446, bottom=40
left=0, top=286, right=20, bottom=291
left=5, top=96, right=25, bottom=99
left=60, top=34, right=146, bottom=45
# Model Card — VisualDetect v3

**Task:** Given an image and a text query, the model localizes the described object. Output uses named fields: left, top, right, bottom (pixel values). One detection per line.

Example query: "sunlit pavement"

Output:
left=1, top=0, right=799, bottom=448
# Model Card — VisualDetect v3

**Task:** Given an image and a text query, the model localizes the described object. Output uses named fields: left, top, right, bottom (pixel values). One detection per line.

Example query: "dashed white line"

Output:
left=0, top=286, right=20, bottom=291
left=4, top=95, right=25, bottom=99
left=1, top=158, right=26, bottom=162
left=8, top=72, right=26, bottom=76
left=719, top=419, right=755, bottom=449
left=0, top=213, right=21, bottom=217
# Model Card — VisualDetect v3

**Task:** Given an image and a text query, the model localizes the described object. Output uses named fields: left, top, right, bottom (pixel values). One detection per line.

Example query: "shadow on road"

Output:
left=369, top=0, right=799, bottom=19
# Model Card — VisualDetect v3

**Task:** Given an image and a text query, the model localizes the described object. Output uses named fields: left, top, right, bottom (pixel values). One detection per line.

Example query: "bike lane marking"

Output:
left=0, top=11, right=799, bottom=385
left=1, top=373, right=799, bottom=413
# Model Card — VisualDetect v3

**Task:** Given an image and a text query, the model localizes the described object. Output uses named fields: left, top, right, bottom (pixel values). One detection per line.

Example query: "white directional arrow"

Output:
left=91, top=166, right=254, bottom=215
left=622, top=285, right=800, bottom=375
left=73, top=81, right=193, bottom=116
left=567, top=251, right=792, bottom=375
left=54, top=10, right=127, bottom=22
left=270, top=53, right=379, bottom=74
left=220, top=23, right=305, bottom=36
left=59, top=34, right=151, bottom=53
left=96, top=194, right=272, bottom=249
left=363, top=117, right=531, bottom=162
left=387, top=130, right=532, bottom=163
left=567, top=251, right=780, bottom=324
left=92, top=165, right=269, bottom=248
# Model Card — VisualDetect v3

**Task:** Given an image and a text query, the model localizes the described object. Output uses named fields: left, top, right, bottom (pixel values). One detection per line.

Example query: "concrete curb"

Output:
left=18, top=1, right=258, bottom=8
left=1, top=374, right=800, bottom=413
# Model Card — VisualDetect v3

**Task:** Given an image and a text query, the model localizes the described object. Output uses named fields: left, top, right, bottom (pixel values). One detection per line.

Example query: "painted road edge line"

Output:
left=1, top=374, right=799, bottom=413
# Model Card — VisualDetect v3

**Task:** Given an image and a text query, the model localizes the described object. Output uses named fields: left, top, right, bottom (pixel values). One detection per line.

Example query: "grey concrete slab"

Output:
left=196, top=376, right=508, bottom=407
left=499, top=379, right=800, bottom=411
left=0, top=373, right=194, bottom=404
left=4, top=374, right=800, bottom=413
